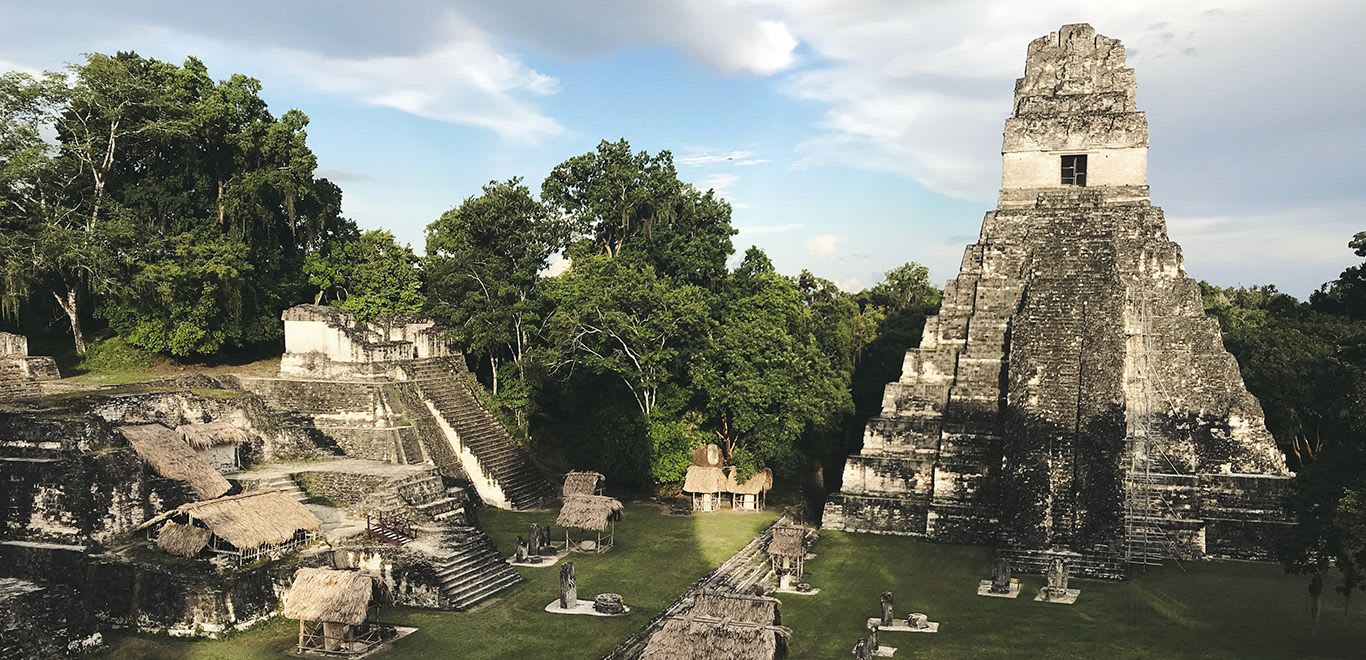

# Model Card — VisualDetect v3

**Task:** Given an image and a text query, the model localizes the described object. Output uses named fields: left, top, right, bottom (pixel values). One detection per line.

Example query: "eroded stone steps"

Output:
left=403, top=358, right=552, bottom=509
left=431, top=525, right=521, bottom=609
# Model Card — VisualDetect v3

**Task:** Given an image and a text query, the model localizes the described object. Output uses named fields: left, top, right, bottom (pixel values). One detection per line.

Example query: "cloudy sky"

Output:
left=2, top=1, right=1362, bottom=297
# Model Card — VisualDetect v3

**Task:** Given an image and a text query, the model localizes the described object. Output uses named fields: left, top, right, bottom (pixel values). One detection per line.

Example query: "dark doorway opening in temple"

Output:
left=1061, top=154, right=1088, bottom=186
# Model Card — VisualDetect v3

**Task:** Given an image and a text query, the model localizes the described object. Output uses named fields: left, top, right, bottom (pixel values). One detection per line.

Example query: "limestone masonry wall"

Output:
left=824, top=24, right=1291, bottom=575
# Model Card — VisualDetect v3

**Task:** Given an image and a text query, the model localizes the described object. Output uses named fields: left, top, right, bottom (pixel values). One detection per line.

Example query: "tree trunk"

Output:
left=217, top=179, right=227, bottom=227
left=1310, top=572, right=1324, bottom=637
left=53, top=287, right=86, bottom=355
left=490, top=355, right=499, bottom=396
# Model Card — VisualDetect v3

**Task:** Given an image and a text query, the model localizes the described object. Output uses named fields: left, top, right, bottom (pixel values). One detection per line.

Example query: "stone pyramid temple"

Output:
left=822, top=24, right=1291, bottom=577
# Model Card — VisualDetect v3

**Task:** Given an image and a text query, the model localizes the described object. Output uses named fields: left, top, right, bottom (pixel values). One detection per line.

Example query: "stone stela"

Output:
left=1035, top=556, right=1082, bottom=604
left=544, top=561, right=630, bottom=617
left=978, top=557, right=1021, bottom=598
left=823, top=23, right=1293, bottom=579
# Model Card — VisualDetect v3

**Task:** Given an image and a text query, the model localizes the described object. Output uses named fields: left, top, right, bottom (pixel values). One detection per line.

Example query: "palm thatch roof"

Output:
left=283, top=568, right=392, bottom=626
left=692, top=443, right=724, bottom=467
left=175, top=421, right=251, bottom=450
left=642, top=593, right=788, bottom=660
left=562, top=471, right=605, bottom=497
left=155, top=521, right=212, bottom=557
left=118, top=424, right=231, bottom=499
left=556, top=494, right=624, bottom=532
left=725, top=467, right=773, bottom=495
left=768, top=526, right=805, bottom=558
left=692, top=591, right=782, bottom=625
left=683, top=465, right=726, bottom=494
left=140, top=490, right=321, bottom=552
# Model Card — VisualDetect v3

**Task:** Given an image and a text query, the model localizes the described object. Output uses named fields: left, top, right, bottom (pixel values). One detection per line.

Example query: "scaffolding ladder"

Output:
left=1123, top=293, right=1187, bottom=571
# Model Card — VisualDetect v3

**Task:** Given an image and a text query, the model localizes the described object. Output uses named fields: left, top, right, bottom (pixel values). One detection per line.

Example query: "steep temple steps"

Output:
left=402, top=358, right=553, bottom=510
left=434, top=526, right=522, bottom=610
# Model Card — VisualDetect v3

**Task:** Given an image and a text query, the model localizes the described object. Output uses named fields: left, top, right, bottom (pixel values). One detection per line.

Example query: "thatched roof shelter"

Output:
left=557, top=494, right=624, bottom=532
left=175, top=421, right=251, bottom=450
left=768, top=526, right=805, bottom=559
left=692, top=591, right=782, bottom=624
left=683, top=465, right=726, bottom=493
left=140, top=490, right=320, bottom=555
left=725, top=467, right=773, bottom=495
left=641, top=592, right=789, bottom=660
left=284, top=568, right=392, bottom=626
left=562, top=471, right=605, bottom=497
left=156, top=521, right=213, bottom=557
left=119, top=424, right=231, bottom=499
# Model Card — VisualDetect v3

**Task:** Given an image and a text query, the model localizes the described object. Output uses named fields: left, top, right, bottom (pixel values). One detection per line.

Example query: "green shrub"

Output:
left=76, top=337, right=159, bottom=372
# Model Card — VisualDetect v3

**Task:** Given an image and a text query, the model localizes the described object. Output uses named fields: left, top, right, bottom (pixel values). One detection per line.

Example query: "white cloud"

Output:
left=0, top=59, right=42, bottom=76
left=677, top=150, right=756, bottom=166
left=835, top=277, right=864, bottom=292
left=737, top=223, right=805, bottom=234
left=278, top=19, right=561, bottom=143
left=765, top=0, right=1362, bottom=204
left=805, top=234, right=846, bottom=258
left=1167, top=204, right=1359, bottom=277
left=544, top=252, right=571, bottom=277
left=696, top=172, right=739, bottom=196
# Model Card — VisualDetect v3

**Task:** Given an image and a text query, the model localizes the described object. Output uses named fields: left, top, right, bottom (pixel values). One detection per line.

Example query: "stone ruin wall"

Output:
left=0, top=540, right=288, bottom=638
left=0, top=385, right=347, bottom=642
left=824, top=24, right=1291, bottom=570
left=0, top=331, right=60, bottom=400
left=278, top=304, right=452, bottom=380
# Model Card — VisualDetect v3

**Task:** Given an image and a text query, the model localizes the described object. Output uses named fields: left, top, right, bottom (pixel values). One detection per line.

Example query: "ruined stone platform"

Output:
left=869, top=617, right=940, bottom=633
left=1034, top=588, right=1081, bottom=605
left=977, top=580, right=1022, bottom=598
left=544, top=598, right=631, bottom=617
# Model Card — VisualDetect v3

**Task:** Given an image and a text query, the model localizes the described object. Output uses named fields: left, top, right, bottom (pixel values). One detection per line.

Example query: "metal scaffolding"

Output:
left=1123, top=293, right=1187, bottom=571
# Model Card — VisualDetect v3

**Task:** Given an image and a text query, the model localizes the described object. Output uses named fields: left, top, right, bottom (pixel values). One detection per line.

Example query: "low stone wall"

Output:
left=320, top=426, right=408, bottom=462
left=85, top=557, right=285, bottom=637
left=295, top=471, right=391, bottom=507
left=1, top=539, right=285, bottom=639
left=0, top=577, right=100, bottom=658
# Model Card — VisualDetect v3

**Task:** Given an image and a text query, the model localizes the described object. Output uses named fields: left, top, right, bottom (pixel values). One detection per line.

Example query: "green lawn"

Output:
left=97, top=504, right=778, bottom=660
left=782, top=530, right=1366, bottom=659
left=90, top=514, right=1366, bottom=659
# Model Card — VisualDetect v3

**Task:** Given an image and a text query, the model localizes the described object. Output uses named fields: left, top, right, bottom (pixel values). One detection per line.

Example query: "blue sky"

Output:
left=2, top=1, right=1363, bottom=297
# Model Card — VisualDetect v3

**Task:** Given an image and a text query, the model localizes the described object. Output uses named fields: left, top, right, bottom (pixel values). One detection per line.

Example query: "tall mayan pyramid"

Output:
left=822, top=24, right=1291, bottom=576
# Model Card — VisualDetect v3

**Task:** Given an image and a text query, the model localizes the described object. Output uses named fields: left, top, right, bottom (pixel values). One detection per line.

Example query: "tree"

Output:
left=690, top=248, right=852, bottom=475
left=425, top=178, right=567, bottom=394
left=1310, top=231, right=1366, bottom=321
left=305, top=230, right=423, bottom=323
left=104, top=230, right=251, bottom=356
left=2, top=53, right=353, bottom=356
left=544, top=247, right=708, bottom=417
left=542, top=139, right=735, bottom=287
left=1202, top=234, right=1366, bottom=627
left=542, top=139, right=681, bottom=258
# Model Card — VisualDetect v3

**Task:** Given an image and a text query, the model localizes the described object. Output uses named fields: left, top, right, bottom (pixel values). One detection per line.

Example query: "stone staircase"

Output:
left=0, top=362, right=35, bottom=399
left=391, top=384, right=470, bottom=483
left=394, top=472, right=466, bottom=524
left=247, top=474, right=309, bottom=504
left=433, top=526, right=522, bottom=610
left=402, top=358, right=553, bottom=510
